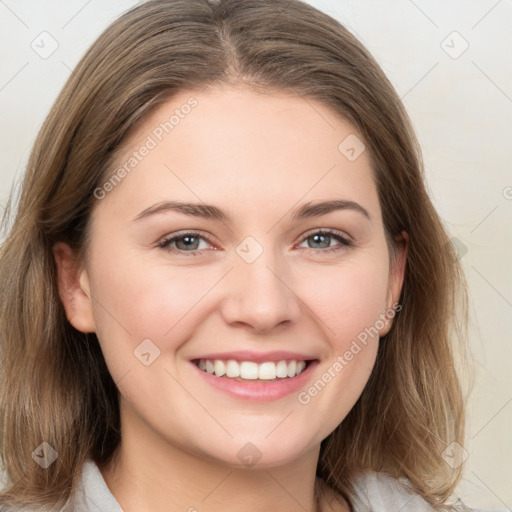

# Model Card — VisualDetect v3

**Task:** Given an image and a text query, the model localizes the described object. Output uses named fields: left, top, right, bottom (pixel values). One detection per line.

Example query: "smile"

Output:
left=191, top=357, right=319, bottom=401
left=194, top=358, right=310, bottom=381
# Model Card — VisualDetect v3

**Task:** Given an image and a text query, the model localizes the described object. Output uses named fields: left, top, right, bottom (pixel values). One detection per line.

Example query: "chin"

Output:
left=197, top=434, right=317, bottom=470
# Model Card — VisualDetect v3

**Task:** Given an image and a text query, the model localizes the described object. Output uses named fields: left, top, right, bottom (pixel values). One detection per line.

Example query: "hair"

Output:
left=0, top=0, right=473, bottom=510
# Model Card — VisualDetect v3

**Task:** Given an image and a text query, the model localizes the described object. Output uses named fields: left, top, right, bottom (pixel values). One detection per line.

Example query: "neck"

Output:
left=99, top=399, right=337, bottom=512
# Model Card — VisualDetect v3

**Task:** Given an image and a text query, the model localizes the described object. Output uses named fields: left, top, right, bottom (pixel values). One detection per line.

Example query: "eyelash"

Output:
left=157, top=229, right=353, bottom=257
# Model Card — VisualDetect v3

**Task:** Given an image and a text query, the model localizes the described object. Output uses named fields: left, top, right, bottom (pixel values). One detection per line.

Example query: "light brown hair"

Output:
left=0, top=0, right=473, bottom=509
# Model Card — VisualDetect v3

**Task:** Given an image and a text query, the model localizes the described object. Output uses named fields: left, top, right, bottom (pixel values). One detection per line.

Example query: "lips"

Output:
left=189, top=350, right=319, bottom=401
left=190, top=350, right=315, bottom=364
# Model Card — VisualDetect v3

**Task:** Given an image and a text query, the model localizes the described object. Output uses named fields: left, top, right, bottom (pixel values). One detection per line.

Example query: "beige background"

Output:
left=0, top=1, right=510, bottom=509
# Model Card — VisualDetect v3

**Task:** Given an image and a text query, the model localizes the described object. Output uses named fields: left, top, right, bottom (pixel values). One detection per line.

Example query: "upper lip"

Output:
left=191, top=350, right=317, bottom=363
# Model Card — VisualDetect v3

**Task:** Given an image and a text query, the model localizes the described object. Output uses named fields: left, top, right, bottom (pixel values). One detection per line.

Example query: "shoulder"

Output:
left=0, top=458, right=121, bottom=512
left=350, top=470, right=435, bottom=511
left=349, top=471, right=476, bottom=512
left=67, top=459, right=124, bottom=512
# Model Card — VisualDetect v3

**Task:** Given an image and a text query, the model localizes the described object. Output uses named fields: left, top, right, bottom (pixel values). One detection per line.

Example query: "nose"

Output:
left=219, top=244, right=302, bottom=334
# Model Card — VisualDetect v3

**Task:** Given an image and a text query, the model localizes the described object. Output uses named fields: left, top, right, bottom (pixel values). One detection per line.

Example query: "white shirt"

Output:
left=0, top=459, right=475, bottom=511
left=66, top=459, right=473, bottom=512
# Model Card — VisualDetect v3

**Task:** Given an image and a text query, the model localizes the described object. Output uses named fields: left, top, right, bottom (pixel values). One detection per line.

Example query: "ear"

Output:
left=53, top=241, right=96, bottom=333
left=380, top=230, right=409, bottom=337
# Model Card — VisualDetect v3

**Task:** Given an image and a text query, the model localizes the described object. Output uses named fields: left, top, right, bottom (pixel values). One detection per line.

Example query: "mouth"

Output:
left=192, top=358, right=315, bottom=382
left=189, top=349, right=320, bottom=401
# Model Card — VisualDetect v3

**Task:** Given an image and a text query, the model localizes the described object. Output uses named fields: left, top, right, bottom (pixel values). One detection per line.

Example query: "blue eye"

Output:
left=158, top=231, right=213, bottom=256
left=157, top=229, right=352, bottom=257
left=298, top=229, right=352, bottom=254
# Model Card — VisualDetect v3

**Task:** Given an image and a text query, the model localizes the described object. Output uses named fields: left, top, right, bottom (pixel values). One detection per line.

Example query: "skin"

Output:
left=54, top=84, right=408, bottom=512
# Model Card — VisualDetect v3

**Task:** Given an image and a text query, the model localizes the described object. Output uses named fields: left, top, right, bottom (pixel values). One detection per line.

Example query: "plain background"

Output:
left=0, top=0, right=511, bottom=509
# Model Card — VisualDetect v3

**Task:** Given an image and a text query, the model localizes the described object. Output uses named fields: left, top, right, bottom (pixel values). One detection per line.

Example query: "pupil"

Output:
left=312, top=234, right=328, bottom=248
left=179, top=236, right=197, bottom=250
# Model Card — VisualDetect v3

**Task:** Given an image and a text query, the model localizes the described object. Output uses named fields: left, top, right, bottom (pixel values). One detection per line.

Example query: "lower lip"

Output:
left=191, top=360, right=319, bottom=402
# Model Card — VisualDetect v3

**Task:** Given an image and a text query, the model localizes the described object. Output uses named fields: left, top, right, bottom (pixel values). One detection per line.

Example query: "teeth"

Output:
left=259, top=362, right=276, bottom=380
left=225, top=360, right=240, bottom=378
left=214, top=360, right=226, bottom=377
left=287, top=360, right=297, bottom=378
left=196, top=359, right=309, bottom=380
left=276, top=360, right=288, bottom=378
left=240, top=361, right=259, bottom=379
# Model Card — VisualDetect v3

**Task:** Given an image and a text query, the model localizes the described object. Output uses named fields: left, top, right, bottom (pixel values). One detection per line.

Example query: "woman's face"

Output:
left=59, top=85, right=406, bottom=469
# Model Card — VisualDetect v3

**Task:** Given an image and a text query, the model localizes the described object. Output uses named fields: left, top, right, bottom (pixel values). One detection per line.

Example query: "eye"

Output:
left=157, top=228, right=352, bottom=257
left=297, top=229, right=352, bottom=254
left=157, top=231, right=216, bottom=257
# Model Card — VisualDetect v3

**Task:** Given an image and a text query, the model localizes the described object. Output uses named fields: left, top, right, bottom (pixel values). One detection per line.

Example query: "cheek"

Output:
left=294, top=260, right=388, bottom=431
left=298, top=254, right=390, bottom=346
left=87, top=250, right=216, bottom=368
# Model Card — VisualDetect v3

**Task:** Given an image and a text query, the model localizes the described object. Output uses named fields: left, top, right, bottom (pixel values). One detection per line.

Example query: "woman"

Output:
left=0, top=0, right=474, bottom=510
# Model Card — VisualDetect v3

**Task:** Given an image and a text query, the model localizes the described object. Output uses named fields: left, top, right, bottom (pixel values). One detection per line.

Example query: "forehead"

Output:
left=95, top=85, right=380, bottom=223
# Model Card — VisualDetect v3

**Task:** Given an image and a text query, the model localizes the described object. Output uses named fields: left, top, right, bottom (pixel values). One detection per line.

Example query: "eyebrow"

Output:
left=132, top=199, right=371, bottom=223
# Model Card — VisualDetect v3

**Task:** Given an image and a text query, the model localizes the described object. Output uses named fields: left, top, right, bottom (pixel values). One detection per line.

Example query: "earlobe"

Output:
left=53, top=242, right=96, bottom=333
left=380, top=230, right=409, bottom=337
